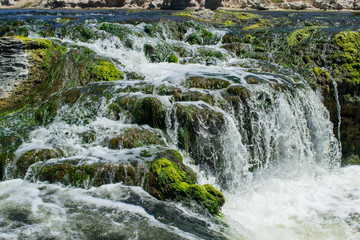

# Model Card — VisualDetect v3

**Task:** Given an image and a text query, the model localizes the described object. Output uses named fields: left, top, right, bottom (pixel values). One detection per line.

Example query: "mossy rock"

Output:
left=184, top=76, right=230, bottom=90
left=332, top=31, right=360, bottom=93
left=213, top=10, right=260, bottom=25
left=107, top=127, right=166, bottom=149
left=287, top=28, right=316, bottom=46
left=90, top=61, right=123, bottom=81
left=145, top=157, right=224, bottom=214
left=14, top=36, right=53, bottom=49
left=167, top=54, right=179, bottom=63
left=30, top=160, right=147, bottom=188
left=313, top=67, right=330, bottom=83
left=174, top=103, right=227, bottom=175
left=242, top=19, right=272, bottom=31
left=171, top=90, right=216, bottom=106
left=185, top=29, right=216, bottom=46
left=14, top=148, right=64, bottom=178
left=0, top=37, right=67, bottom=113
left=116, top=96, right=167, bottom=130
left=225, top=85, right=251, bottom=100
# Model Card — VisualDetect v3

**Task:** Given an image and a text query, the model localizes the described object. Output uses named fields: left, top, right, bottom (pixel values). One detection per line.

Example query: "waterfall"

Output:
left=0, top=13, right=358, bottom=240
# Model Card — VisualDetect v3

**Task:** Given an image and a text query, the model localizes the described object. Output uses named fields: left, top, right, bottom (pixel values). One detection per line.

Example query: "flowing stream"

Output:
left=1, top=10, right=360, bottom=240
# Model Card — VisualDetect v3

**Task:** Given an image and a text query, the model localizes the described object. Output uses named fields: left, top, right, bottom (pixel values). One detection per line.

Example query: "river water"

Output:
left=0, top=9, right=360, bottom=240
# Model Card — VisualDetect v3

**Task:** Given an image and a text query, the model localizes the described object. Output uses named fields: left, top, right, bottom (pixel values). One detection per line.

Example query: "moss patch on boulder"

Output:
left=14, top=148, right=64, bottom=178
left=90, top=61, right=123, bottom=81
left=287, top=28, right=316, bottom=46
left=30, top=160, right=146, bottom=187
left=145, top=157, right=224, bottom=214
left=107, top=127, right=166, bottom=149
left=184, top=76, right=230, bottom=90
left=332, top=31, right=360, bottom=93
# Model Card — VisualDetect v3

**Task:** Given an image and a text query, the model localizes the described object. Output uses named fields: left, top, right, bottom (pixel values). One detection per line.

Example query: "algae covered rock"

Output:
left=184, top=76, right=230, bottom=90
left=27, top=147, right=225, bottom=214
left=30, top=160, right=147, bottom=188
left=14, top=148, right=64, bottom=178
left=145, top=157, right=225, bottom=214
left=332, top=31, right=360, bottom=94
left=107, top=127, right=166, bottom=149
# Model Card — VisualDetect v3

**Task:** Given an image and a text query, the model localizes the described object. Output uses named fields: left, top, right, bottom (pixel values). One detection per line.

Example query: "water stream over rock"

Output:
left=0, top=9, right=360, bottom=240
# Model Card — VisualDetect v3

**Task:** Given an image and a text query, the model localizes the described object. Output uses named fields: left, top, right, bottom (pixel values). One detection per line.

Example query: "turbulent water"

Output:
left=1, top=10, right=360, bottom=240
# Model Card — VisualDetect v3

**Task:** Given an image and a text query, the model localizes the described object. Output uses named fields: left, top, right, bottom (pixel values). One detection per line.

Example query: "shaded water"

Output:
left=0, top=10, right=360, bottom=240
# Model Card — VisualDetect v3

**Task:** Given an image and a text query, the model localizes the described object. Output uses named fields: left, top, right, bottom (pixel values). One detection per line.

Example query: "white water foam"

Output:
left=223, top=166, right=360, bottom=240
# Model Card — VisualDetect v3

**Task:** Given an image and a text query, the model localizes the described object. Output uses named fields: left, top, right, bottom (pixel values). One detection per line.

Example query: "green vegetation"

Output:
left=108, top=127, right=165, bottom=149
left=147, top=158, right=225, bottom=214
left=15, top=36, right=53, bottom=49
left=313, top=67, right=330, bottom=83
left=173, top=11, right=196, bottom=19
left=185, top=76, right=230, bottom=90
left=172, top=11, right=206, bottom=22
left=332, top=31, right=360, bottom=89
left=90, top=61, right=123, bottom=81
left=14, top=148, right=63, bottom=178
left=287, top=28, right=315, bottom=46
left=167, top=54, right=179, bottom=63
left=242, top=19, right=271, bottom=31
left=215, top=10, right=260, bottom=21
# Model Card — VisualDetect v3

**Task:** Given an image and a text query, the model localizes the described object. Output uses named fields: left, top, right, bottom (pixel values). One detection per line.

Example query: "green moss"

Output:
left=226, top=85, right=251, bottom=99
left=167, top=54, right=179, bottom=63
left=186, top=185, right=219, bottom=214
left=14, top=148, right=63, bottom=178
left=108, top=127, right=165, bottom=149
left=287, top=28, right=315, bottom=46
left=147, top=157, right=224, bottom=214
left=186, top=33, right=202, bottom=45
left=151, top=158, right=186, bottom=185
left=215, top=10, right=260, bottom=21
left=173, top=11, right=196, bottom=19
left=172, top=11, right=206, bottom=22
left=32, top=160, right=146, bottom=187
left=332, top=31, right=360, bottom=90
left=313, top=67, right=330, bottom=83
left=244, top=35, right=255, bottom=44
left=90, top=61, right=123, bottom=81
left=144, top=42, right=176, bottom=62
left=333, top=31, right=360, bottom=49
left=202, top=184, right=225, bottom=206
left=242, top=19, right=271, bottom=31
left=15, top=36, right=53, bottom=49
left=201, top=29, right=215, bottom=39
left=224, top=21, right=234, bottom=26
left=132, top=97, right=167, bottom=130
left=55, top=18, right=70, bottom=24
left=185, top=76, right=230, bottom=90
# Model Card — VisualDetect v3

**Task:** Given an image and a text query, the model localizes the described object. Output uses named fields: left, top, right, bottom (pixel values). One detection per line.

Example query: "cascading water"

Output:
left=1, top=11, right=360, bottom=240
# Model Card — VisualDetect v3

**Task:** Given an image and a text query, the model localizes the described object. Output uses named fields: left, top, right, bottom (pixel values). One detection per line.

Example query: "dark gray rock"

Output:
left=0, top=37, right=29, bottom=103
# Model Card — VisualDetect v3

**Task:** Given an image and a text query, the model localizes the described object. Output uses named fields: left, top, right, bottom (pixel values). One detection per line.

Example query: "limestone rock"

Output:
left=0, top=37, right=29, bottom=106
